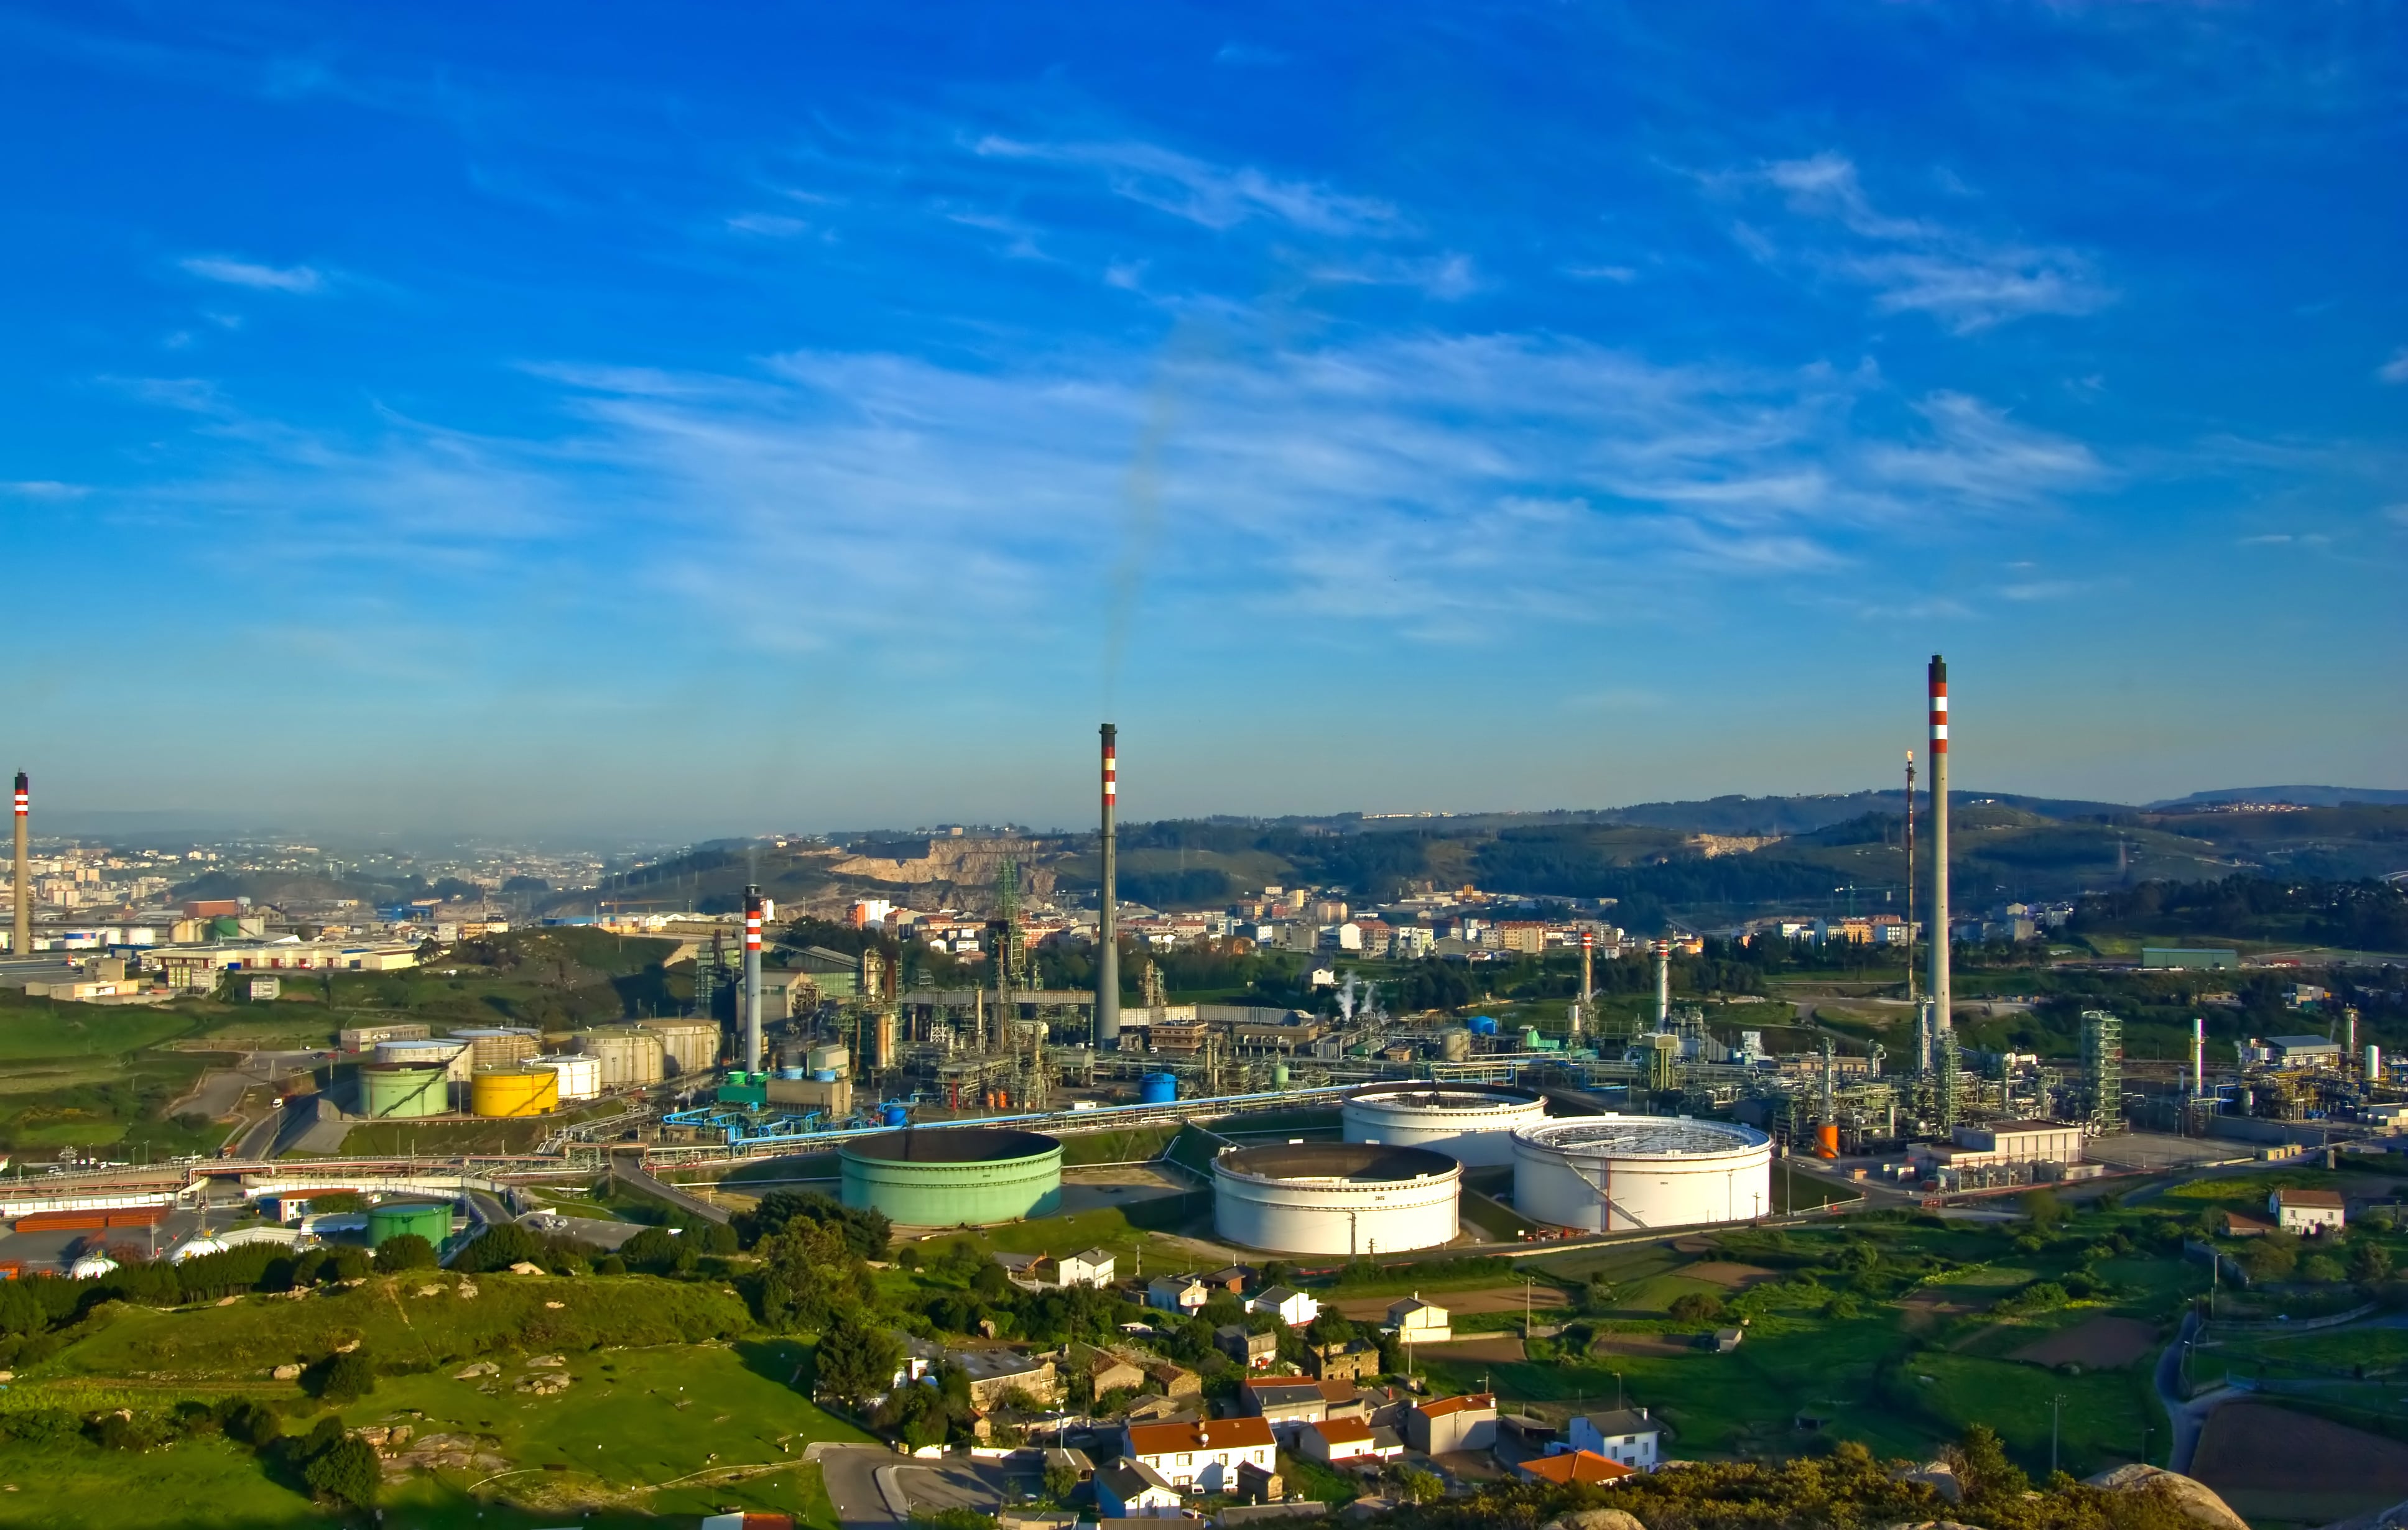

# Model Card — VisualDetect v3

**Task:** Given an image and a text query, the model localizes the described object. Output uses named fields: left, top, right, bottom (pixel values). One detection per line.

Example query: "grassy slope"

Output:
left=0, top=1342, right=868, bottom=1530
left=19, top=1271, right=752, bottom=1386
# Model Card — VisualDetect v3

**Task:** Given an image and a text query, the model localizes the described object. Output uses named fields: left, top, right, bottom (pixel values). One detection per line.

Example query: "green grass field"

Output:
left=0, top=1342, right=865, bottom=1529
left=15, top=1271, right=752, bottom=1386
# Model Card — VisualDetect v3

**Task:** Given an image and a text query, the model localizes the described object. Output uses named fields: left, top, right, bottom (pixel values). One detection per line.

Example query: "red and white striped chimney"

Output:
left=742, top=885, right=764, bottom=1076
left=11, top=772, right=27, bottom=961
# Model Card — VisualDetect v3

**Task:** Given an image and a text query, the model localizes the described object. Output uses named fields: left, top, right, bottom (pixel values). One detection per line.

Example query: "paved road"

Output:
left=2157, top=1308, right=2241, bottom=1475
left=815, top=1444, right=902, bottom=1530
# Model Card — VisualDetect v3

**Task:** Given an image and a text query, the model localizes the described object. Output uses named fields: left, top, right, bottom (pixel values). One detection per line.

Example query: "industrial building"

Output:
left=1512, top=1116, right=1773, bottom=1232
left=1340, top=1083, right=1547, bottom=1168
left=1211, top=1141, right=1461, bottom=1256
left=838, top=1126, right=1063, bottom=1225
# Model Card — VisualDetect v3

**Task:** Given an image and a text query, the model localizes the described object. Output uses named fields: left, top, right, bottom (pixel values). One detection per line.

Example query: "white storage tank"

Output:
left=377, top=1037, right=474, bottom=1082
left=446, top=1028, right=540, bottom=1070
left=1512, top=1115, right=1774, bottom=1233
left=637, top=1018, right=720, bottom=1076
left=530, top=1053, right=602, bottom=1101
left=1212, top=1141, right=1461, bottom=1257
left=577, top=1026, right=667, bottom=1088
left=1342, top=1083, right=1548, bottom=1168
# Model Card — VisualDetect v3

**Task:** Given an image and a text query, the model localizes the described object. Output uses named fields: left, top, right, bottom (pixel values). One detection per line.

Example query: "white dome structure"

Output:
left=1512, top=1115, right=1774, bottom=1233
left=1341, top=1084, right=1548, bottom=1168
left=168, top=1236, right=229, bottom=1265
left=69, top=1254, right=120, bottom=1279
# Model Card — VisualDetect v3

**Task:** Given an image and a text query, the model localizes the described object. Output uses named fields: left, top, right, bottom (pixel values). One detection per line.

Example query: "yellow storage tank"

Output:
left=470, top=1066, right=560, bottom=1118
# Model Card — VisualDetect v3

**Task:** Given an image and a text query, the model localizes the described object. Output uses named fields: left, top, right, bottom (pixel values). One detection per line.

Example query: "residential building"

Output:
left=1567, top=1408, right=1662, bottom=1470
left=1216, top=1324, right=1277, bottom=1370
left=1148, top=1274, right=1209, bottom=1315
left=1058, top=1248, right=1116, bottom=1289
left=1393, top=925, right=1436, bottom=958
left=1248, top=1286, right=1319, bottom=1327
left=1239, top=1381, right=1330, bottom=1437
left=1516, top=1451, right=1636, bottom=1486
left=2272, top=1186, right=2346, bottom=1234
left=1307, top=1342, right=1380, bottom=1383
left=1202, top=1265, right=1257, bottom=1296
left=1387, top=1295, right=1451, bottom=1345
left=1093, top=1459, right=1183, bottom=1519
left=1083, top=1348, right=1147, bottom=1398
left=1124, top=1416, right=1278, bottom=1493
left=952, top=1348, right=1059, bottom=1409
left=1233, top=1460, right=1284, bottom=1506
left=1146, top=1361, right=1202, bottom=1399
left=1405, top=1392, right=1496, bottom=1455
left=1297, top=1417, right=1404, bottom=1467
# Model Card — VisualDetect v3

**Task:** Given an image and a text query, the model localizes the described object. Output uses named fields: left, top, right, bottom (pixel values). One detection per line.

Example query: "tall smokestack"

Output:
left=1574, top=929, right=1593, bottom=1038
left=2192, top=1016, right=2205, bottom=1098
left=1928, top=656, right=1956, bottom=1128
left=11, top=773, right=25, bottom=961
left=1653, top=941, right=1670, bottom=1028
left=1097, top=724, right=1120, bottom=1051
left=742, top=885, right=764, bottom=1076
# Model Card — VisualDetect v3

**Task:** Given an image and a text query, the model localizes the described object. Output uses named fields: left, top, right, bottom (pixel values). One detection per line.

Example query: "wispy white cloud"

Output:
left=2, top=480, right=90, bottom=498
left=972, top=134, right=1399, bottom=237
left=1863, top=392, right=2106, bottom=504
left=178, top=255, right=325, bottom=293
left=1308, top=252, right=1479, bottom=300
left=2379, top=348, right=2408, bottom=384
left=1718, top=153, right=2112, bottom=333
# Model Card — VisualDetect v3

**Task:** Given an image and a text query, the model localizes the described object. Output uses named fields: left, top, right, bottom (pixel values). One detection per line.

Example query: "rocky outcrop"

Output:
left=2082, top=1465, right=2249, bottom=1530
left=1540, top=1511, right=1647, bottom=1530
left=830, top=836, right=1060, bottom=899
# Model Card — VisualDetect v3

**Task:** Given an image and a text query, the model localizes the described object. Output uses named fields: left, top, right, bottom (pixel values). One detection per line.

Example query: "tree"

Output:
left=2351, top=1239, right=2394, bottom=1284
left=816, top=1309, right=902, bottom=1409
left=621, top=1225, right=687, bottom=1273
left=1391, top=1465, right=1442, bottom=1504
left=312, top=1349, right=376, bottom=1405
left=373, top=1235, right=436, bottom=1273
left=1952, top=1422, right=2029, bottom=1509
left=1042, top=1462, right=1080, bottom=1505
left=756, top=1219, right=877, bottom=1332
left=1667, top=1293, right=1723, bottom=1325
left=2021, top=1189, right=2065, bottom=1229
left=1305, top=1310, right=1356, bottom=1349
left=452, top=1222, right=539, bottom=1273
left=303, top=1436, right=381, bottom=1508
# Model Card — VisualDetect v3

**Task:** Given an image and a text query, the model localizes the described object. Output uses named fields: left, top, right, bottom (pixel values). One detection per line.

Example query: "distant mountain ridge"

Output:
left=2149, top=785, right=2408, bottom=809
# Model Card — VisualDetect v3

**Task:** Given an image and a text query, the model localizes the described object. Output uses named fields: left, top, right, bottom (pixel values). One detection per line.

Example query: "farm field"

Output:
left=1404, top=1200, right=2213, bottom=1477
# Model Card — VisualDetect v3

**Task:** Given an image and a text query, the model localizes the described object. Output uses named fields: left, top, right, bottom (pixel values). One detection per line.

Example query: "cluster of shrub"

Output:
left=0, top=1348, right=387, bottom=1509
left=1386, top=1426, right=2213, bottom=1530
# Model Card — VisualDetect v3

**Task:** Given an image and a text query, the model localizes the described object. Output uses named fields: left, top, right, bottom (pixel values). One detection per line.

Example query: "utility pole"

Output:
left=2050, top=1392, right=2066, bottom=1478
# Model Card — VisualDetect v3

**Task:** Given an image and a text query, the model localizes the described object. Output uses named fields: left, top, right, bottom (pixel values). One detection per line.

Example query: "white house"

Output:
left=1093, top=1458, right=1183, bottom=1518
left=1248, top=1286, right=1320, bottom=1327
left=1124, top=1417, right=1278, bottom=1494
left=1058, top=1247, right=1116, bottom=1289
left=2272, top=1186, right=2346, bottom=1234
left=1298, top=1417, right=1403, bottom=1467
left=1405, top=1392, right=1495, bottom=1455
left=1387, top=1294, right=1451, bottom=1345
left=1568, top=1407, right=1662, bottom=1470
left=1147, top=1274, right=1209, bottom=1314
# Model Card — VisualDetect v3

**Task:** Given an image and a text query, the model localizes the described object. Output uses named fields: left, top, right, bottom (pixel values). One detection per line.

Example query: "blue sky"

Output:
left=4, top=3, right=2402, bottom=837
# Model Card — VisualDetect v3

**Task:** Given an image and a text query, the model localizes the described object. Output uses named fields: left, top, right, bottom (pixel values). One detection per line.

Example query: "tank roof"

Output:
left=1519, top=1116, right=1768, bottom=1157
left=1218, top=1142, right=1460, bottom=1182
left=1347, top=1084, right=1545, bottom=1110
left=843, top=1126, right=1061, bottom=1164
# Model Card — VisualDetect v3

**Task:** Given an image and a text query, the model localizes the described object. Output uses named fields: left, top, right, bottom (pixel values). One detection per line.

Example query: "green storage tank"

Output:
left=366, top=1200, right=454, bottom=1249
left=358, top=1062, right=448, bottom=1118
left=840, top=1127, right=1062, bottom=1226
